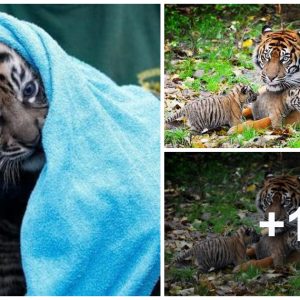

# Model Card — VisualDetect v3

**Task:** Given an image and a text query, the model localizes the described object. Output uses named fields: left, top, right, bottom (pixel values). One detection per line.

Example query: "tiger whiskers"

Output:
left=0, top=156, right=21, bottom=187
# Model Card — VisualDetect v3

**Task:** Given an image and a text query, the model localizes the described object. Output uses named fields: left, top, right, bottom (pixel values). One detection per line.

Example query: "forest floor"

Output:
left=164, top=5, right=300, bottom=148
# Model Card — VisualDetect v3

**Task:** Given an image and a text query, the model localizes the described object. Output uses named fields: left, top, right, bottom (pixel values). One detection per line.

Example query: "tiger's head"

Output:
left=253, top=26, right=300, bottom=92
left=0, top=43, right=48, bottom=180
left=287, top=88, right=300, bottom=112
left=286, top=230, right=300, bottom=251
left=256, top=174, right=300, bottom=232
left=233, top=84, right=258, bottom=105
left=237, top=226, right=261, bottom=246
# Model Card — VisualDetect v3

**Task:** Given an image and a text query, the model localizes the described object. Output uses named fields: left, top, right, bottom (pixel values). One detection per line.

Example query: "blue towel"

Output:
left=0, top=13, right=160, bottom=296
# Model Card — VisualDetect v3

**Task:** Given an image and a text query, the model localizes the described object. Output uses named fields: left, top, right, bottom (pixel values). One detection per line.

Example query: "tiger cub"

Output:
left=0, top=42, right=48, bottom=295
left=166, top=84, right=257, bottom=132
left=256, top=230, right=300, bottom=266
left=0, top=220, right=25, bottom=295
left=173, top=226, right=260, bottom=273
left=235, top=230, right=300, bottom=271
left=282, top=89, right=300, bottom=118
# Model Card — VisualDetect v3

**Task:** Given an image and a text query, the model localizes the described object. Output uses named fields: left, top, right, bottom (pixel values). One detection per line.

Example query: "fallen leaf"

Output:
left=191, top=136, right=206, bottom=148
left=246, top=184, right=256, bottom=192
left=242, top=39, right=253, bottom=48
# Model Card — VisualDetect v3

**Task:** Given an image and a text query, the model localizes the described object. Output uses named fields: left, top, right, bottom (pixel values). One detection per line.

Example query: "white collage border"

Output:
left=4, top=1, right=300, bottom=298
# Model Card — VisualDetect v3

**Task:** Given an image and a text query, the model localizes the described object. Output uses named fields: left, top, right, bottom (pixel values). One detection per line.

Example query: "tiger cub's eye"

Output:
left=23, top=81, right=37, bottom=98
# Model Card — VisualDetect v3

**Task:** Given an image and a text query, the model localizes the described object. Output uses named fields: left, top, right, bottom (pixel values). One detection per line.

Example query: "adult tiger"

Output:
left=229, top=26, right=300, bottom=133
left=256, top=174, right=300, bottom=232
left=236, top=174, right=300, bottom=271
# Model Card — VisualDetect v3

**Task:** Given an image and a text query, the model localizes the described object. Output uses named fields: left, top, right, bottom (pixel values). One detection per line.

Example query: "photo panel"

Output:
left=165, top=152, right=300, bottom=296
left=164, top=4, right=300, bottom=149
left=0, top=4, right=160, bottom=296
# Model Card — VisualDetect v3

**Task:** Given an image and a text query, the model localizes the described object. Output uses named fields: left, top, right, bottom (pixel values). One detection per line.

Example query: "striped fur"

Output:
left=0, top=42, right=48, bottom=179
left=255, top=230, right=300, bottom=266
left=173, top=226, right=260, bottom=273
left=0, top=219, right=25, bottom=295
left=282, top=88, right=300, bottom=117
left=254, top=26, right=300, bottom=92
left=256, top=174, right=300, bottom=232
left=166, top=84, right=257, bottom=132
left=0, top=43, right=48, bottom=295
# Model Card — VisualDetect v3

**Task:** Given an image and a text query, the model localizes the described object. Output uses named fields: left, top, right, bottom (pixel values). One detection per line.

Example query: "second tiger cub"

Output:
left=166, top=84, right=257, bottom=132
left=173, top=226, right=260, bottom=273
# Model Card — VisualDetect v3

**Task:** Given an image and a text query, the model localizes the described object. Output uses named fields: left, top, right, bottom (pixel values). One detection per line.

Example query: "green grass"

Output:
left=166, top=153, right=266, bottom=235
left=287, top=134, right=300, bottom=148
left=286, top=272, right=300, bottom=295
left=234, top=265, right=262, bottom=284
left=165, top=251, right=173, bottom=265
left=170, top=156, right=264, bottom=233
left=178, top=59, right=196, bottom=80
left=230, top=126, right=260, bottom=146
left=168, top=266, right=196, bottom=283
left=165, top=5, right=282, bottom=93
left=165, top=128, right=190, bottom=147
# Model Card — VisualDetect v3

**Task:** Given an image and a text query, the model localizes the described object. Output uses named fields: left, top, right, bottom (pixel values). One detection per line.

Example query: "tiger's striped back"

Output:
left=173, top=226, right=260, bottom=273
left=0, top=219, right=25, bottom=295
left=165, top=84, right=257, bottom=132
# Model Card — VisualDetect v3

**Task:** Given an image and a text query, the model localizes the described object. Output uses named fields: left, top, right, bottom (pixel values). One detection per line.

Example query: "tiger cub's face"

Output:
left=254, top=26, right=300, bottom=92
left=237, top=226, right=260, bottom=246
left=0, top=43, right=48, bottom=177
left=287, top=231, right=300, bottom=251
left=236, top=85, right=257, bottom=105
left=287, top=89, right=300, bottom=112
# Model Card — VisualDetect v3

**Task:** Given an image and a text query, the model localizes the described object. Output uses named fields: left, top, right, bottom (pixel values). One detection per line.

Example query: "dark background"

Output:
left=0, top=4, right=160, bottom=86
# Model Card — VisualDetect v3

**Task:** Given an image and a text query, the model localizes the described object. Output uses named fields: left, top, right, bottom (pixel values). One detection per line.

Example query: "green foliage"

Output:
left=230, top=126, right=260, bottom=146
left=287, top=272, right=300, bottom=295
left=165, top=251, right=173, bottom=265
left=165, top=128, right=190, bottom=147
left=287, top=134, right=300, bottom=148
left=168, top=266, right=196, bottom=283
left=165, top=7, right=191, bottom=39
left=165, top=5, right=283, bottom=92
left=178, top=59, right=196, bottom=80
left=234, top=265, right=262, bottom=283
left=166, top=153, right=268, bottom=234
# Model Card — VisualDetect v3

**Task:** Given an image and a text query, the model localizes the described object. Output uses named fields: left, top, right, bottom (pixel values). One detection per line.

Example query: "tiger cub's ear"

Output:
left=241, top=86, right=249, bottom=94
left=262, top=25, right=272, bottom=35
left=245, top=228, right=251, bottom=235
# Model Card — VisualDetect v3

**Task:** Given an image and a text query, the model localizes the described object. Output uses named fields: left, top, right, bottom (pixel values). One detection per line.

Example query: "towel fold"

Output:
left=0, top=12, right=160, bottom=296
